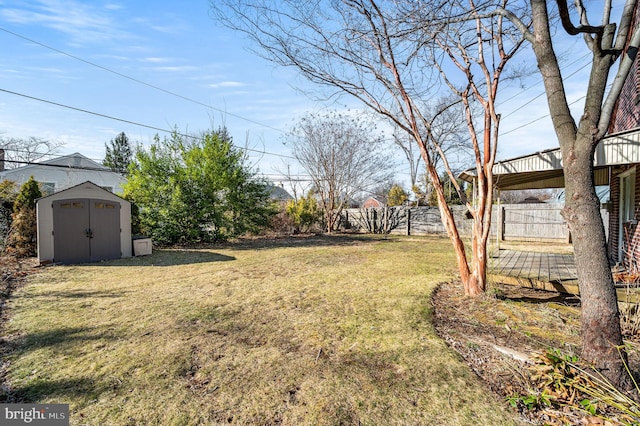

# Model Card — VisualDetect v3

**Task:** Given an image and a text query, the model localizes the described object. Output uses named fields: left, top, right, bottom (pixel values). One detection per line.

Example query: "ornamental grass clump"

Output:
left=510, top=349, right=640, bottom=425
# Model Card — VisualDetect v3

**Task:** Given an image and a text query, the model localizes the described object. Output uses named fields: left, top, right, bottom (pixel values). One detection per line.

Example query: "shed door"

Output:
left=52, top=198, right=121, bottom=264
left=89, top=200, right=121, bottom=262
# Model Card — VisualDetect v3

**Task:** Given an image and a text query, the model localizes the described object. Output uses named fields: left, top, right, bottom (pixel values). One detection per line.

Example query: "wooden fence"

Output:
left=340, top=205, right=471, bottom=236
left=497, top=204, right=568, bottom=242
left=340, top=204, right=609, bottom=242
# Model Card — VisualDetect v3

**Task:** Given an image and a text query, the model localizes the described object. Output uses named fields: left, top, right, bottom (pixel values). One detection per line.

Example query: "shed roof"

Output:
left=37, top=181, right=129, bottom=204
left=459, top=128, right=640, bottom=190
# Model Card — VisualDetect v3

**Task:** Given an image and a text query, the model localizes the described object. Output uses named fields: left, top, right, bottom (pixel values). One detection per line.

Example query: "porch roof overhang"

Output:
left=459, top=129, right=640, bottom=190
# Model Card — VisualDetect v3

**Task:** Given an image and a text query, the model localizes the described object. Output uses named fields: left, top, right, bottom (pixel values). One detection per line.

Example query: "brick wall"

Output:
left=609, top=167, right=640, bottom=267
left=609, top=6, right=640, bottom=133
left=606, top=4, right=640, bottom=266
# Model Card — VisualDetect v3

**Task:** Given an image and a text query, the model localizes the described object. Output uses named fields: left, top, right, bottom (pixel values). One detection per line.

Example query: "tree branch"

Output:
left=556, top=0, right=605, bottom=36
left=599, top=25, right=640, bottom=135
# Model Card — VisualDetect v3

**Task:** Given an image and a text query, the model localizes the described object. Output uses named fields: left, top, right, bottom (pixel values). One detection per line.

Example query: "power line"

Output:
left=0, top=26, right=286, bottom=134
left=1, top=25, right=593, bottom=143
left=500, top=94, right=587, bottom=136
left=0, top=157, right=114, bottom=172
left=0, top=147, right=315, bottom=180
left=0, top=87, right=297, bottom=161
left=499, top=53, right=592, bottom=121
left=0, top=25, right=603, bottom=172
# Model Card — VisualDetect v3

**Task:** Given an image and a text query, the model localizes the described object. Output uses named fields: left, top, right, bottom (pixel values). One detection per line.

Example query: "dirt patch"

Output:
left=432, top=281, right=640, bottom=425
left=0, top=256, right=38, bottom=321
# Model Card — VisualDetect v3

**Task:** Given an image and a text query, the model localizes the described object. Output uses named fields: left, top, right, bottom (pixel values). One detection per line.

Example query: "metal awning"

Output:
left=459, top=129, right=640, bottom=190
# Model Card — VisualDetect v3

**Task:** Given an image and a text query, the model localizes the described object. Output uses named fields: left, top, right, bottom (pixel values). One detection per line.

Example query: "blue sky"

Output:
left=0, top=0, right=598, bottom=189
left=0, top=0, right=322, bottom=180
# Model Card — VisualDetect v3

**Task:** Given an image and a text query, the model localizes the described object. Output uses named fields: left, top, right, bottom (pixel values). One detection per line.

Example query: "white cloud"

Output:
left=104, top=3, right=123, bottom=11
left=141, top=57, right=175, bottom=64
left=152, top=65, right=199, bottom=73
left=208, top=81, right=247, bottom=89
left=0, top=0, right=133, bottom=46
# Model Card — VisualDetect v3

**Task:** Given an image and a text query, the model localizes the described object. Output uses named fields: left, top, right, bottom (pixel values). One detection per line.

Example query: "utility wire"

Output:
left=0, top=26, right=285, bottom=134
left=0, top=88, right=297, bottom=160
left=0, top=26, right=604, bottom=176
left=0, top=145, right=315, bottom=183
left=0, top=157, right=317, bottom=185
left=501, top=94, right=587, bottom=136
left=1, top=25, right=593, bottom=143
left=499, top=54, right=592, bottom=121
left=0, top=157, right=116, bottom=172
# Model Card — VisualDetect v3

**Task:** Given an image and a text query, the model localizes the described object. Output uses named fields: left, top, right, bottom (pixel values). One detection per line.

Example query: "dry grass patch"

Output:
left=2, top=235, right=521, bottom=425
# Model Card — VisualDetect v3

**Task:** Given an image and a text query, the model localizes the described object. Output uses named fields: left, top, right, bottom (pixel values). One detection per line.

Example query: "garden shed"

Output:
left=36, top=181, right=132, bottom=264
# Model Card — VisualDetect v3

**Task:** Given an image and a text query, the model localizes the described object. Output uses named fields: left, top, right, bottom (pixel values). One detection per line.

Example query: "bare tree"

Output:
left=368, top=180, right=394, bottom=204
left=272, top=162, right=312, bottom=202
left=284, top=111, right=391, bottom=232
left=0, top=136, right=64, bottom=169
left=392, top=97, right=472, bottom=189
left=392, top=130, right=422, bottom=190
left=495, top=0, right=640, bottom=389
left=212, top=0, right=528, bottom=296
left=396, top=97, right=475, bottom=204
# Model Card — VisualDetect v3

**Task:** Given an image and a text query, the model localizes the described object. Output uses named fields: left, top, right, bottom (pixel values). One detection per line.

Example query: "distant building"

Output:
left=268, top=185, right=293, bottom=203
left=0, top=152, right=127, bottom=194
left=361, top=197, right=385, bottom=208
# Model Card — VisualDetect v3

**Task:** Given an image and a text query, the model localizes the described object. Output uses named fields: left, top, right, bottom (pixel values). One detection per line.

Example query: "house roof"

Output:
left=459, top=128, right=640, bottom=190
left=23, top=153, right=106, bottom=171
left=268, top=185, right=293, bottom=201
left=0, top=152, right=110, bottom=179
left=361, top=197, right=385, bottom=207
left=0, top=152, right=127, bottom=194
left=37, top=180, right=129, bottom=203
left=38, top=153, right=109, bottom=170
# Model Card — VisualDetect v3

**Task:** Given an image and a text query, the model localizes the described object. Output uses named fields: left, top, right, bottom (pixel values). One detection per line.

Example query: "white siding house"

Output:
left=0, top=152, right=127, bottom=194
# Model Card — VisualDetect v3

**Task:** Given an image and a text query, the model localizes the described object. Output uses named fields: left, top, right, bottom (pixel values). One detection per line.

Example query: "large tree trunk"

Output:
left=426, top=160, right=488, bottom=296
left=469, top=215, right=489, bottom=296
left=561, top=141, right=632, bottom=389
left=528, top=0, right=632, bottom=389
left=425, top=161, right=475, bottom=294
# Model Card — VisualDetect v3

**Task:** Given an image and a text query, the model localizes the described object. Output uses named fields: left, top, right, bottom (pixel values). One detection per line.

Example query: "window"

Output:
left=621, top=171, right=636, bottom=223
left=59, top=202, right=84, bottom=209
left=619, top=167, right=637, bottom=261
left=94, top=202, right=116, bottom=209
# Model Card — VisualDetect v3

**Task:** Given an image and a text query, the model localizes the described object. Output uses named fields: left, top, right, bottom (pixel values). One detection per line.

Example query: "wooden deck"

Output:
left=489, top=249, right=580, bottom=294
left=489, top=250, right=640, bottom=302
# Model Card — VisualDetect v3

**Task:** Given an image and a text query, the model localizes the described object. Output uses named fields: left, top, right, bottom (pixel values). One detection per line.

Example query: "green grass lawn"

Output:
left=3, top=234, right=521, bottom=425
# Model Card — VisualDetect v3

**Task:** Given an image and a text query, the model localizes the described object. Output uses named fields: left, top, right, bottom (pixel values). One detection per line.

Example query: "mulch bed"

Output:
left=432, top=281, right=640, bottom=425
